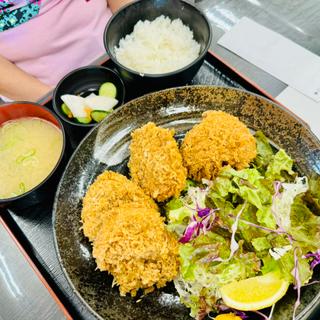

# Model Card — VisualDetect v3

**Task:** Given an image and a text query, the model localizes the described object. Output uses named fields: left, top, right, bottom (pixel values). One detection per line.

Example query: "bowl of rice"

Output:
left=104, top=0, right=212, bottom=93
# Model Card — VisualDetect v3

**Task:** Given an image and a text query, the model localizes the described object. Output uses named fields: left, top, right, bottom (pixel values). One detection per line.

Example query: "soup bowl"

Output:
left=0, top=102, right=66, bottom=210
left=104, top=0, right=212, bottom=95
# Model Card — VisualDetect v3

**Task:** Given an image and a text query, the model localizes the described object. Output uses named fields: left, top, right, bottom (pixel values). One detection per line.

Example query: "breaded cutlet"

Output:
left=92, top=205, right=179, bottom=297
left=81, top=170, right=158, bottom=241
left=181, top=111, right=257, bottom=181
left=128, top=122, right=187, bottom=202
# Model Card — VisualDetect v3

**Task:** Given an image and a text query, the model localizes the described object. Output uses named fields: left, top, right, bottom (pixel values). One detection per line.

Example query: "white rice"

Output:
left=114, top=15, right=201, bottom=74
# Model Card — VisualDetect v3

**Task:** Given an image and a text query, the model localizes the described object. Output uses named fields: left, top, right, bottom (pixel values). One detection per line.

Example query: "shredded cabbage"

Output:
left=271, top=177, right=309, bottom=231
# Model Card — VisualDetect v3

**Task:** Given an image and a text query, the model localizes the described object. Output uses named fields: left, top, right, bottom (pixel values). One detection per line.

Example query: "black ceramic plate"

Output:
left=53, top=86, right=320, bottom=320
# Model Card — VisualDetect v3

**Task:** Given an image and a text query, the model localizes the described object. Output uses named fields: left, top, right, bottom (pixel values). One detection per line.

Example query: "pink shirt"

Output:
left=0, top=0, right=112, bottom=86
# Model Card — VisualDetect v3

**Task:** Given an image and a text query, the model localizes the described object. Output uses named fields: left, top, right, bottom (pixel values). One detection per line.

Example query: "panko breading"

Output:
left=81, top=171, right=158, bottom=241
left=128, top=122, right=187, bottom=202
left=181, top=111, right=256, bottom=181
left=92, top=206, right=179, bottom=297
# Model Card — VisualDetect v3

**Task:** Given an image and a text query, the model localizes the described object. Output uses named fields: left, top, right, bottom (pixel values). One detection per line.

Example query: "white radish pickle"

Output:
left=85, top=93, right=118, bottom=111
left=61, top=94, right=90, bottom=118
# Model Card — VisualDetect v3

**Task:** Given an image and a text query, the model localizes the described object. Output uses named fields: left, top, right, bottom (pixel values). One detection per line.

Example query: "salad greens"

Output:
left=165, top=131, right=320, bottom=320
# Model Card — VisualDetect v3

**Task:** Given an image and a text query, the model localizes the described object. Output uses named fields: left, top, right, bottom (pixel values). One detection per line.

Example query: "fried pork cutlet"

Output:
left=128, top=122, right=187, bottom=202
left=181, top=111, right=257, bottom=181
left=92, top=206, right=179, bottom=297
left=81, top=170, right=158, bottom=241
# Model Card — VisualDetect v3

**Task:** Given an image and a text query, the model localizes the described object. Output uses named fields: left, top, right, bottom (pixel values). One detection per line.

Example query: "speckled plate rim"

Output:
left=52, top=85, right=320, bottom=320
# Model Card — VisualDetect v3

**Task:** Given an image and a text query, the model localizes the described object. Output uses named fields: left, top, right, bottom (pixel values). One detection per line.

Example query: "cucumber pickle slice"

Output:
left=91, top=110, right=110, bottom=123
left=99, top=82, right=117, bottom=98
left=76, top=116, right=92, bottom=124
left=61, top=103, right=73, bottom=118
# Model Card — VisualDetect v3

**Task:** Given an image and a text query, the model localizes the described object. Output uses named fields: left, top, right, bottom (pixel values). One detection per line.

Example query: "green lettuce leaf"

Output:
left=262, top=252, right=294, bottom=283
left=179, top=233, right=231, bottom=280
left=297, top=253, right=313, bottom=285
left=303, top=175, right=320, bottom=215
left=166, top=206, right=193, bottom=237
left=265, top=149, right=295, bottom=181
left=252, top=237, right=272, bottom=252
left=219, top=167, right=272, bottom=207
left=261, top=248, right=312, bottom=285
left=237, top=203, right=266, bottom=244
left=179, top=244, right=198, bottom=281
left=210, top=176, right=235, bottom=198
left=208, top=166, right=275, bottom=243
left=254, top=131, right=275, bottom=170
left=165, top=197, right=184, bottom=211
left=256, top=205, right=276, bottom=229
left=290, top=196, right=320, bottom=250
left=183, top=179, right=197, bottom=192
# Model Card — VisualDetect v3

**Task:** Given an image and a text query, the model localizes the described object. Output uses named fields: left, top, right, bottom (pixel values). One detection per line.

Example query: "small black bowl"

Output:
left=53, top=66, right=125, bottom=148
left=104, top=0, right=212, bottom=94
left=0, top=102, right=66, bottom=211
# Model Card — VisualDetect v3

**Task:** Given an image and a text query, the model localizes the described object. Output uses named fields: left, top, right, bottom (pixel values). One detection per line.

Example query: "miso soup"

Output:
left=0, top=117, right=63, bottom=199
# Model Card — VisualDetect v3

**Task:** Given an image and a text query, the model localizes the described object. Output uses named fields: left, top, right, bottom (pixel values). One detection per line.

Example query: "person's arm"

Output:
left=0, top=55, right=52, bottom=102
left=108, top=0, right=133, bottom=13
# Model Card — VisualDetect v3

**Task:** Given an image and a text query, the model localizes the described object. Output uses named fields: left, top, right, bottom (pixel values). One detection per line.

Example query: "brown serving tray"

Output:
left=2, top=51, right=318, bottom=319
left=0, top=217, right=72, bottom=320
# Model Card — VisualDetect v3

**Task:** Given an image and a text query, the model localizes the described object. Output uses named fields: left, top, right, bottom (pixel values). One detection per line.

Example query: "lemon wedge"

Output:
left=215, top=313, right=242, bottom=320
left=220, top=273, right=289, bottom=311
